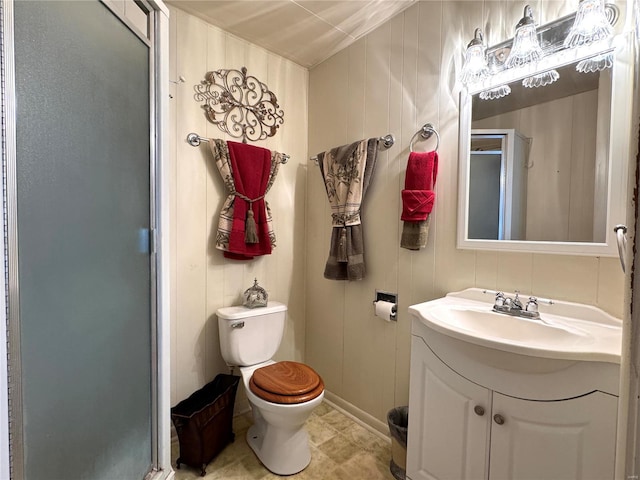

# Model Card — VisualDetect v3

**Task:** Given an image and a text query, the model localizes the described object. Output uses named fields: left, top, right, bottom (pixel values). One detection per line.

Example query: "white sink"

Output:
left=409, top=288, right=622, bottom=364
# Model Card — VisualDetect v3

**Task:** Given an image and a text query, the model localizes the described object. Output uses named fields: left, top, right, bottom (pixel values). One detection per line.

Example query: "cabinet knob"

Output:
left=493, top=414, right=505, bottom=425
left=474, top=405, right=485, bottom=416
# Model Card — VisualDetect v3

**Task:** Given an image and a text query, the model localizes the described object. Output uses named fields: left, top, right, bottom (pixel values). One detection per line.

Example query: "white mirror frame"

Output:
left=457, top=32, right=635, bottom=256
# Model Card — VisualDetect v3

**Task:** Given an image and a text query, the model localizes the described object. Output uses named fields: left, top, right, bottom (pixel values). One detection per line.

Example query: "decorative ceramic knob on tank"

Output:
left=243, top=278, right=268, bottom=309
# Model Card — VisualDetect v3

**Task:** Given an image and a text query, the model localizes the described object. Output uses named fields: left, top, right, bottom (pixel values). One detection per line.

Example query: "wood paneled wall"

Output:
left=168, top=6, right=309, bottom=405
left=168, top=1, right=628, bottom=433
left=306, top=0, right=626, bottom=431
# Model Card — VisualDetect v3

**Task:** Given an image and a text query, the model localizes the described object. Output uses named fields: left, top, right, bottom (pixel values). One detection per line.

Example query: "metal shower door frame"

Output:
left=0, top=1, right=172, bottom=479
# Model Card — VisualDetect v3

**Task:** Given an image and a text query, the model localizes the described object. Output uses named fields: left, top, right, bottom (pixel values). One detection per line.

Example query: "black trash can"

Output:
left=171, top=374, right=240, bottom=476
left=387, top=406, right=408, bottom=480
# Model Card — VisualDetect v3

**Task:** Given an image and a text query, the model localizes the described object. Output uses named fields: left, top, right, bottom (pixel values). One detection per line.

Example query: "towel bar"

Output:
left=409, top=124, right=440, bottom=152
left=186, top=133, right=289, bottom=164
left=311, top=134, right=395, bottom=165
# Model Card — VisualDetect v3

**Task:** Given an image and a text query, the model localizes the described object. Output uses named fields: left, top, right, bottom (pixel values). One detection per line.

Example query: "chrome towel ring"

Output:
left=409, top=123, right=440, bottom=152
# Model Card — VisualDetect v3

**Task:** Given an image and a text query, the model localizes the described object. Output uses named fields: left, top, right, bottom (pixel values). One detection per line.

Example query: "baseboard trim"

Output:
left=323, top=390, right=390, bottom=441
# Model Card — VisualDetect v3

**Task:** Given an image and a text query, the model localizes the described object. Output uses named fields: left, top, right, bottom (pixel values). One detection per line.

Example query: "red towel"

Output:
left=401, top=151, right=438, bottom=221
left=401, top=190, right=435, bottom=221
left=225, top=141, right=272, bottom=259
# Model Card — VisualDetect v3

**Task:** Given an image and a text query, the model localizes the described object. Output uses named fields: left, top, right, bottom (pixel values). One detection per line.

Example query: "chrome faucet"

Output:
left=493, top=291, right=540, bottom=319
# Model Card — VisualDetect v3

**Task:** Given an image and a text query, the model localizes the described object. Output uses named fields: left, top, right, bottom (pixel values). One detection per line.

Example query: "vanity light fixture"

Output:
left=479, top=84, right=511, bottom=100
left=460, top=28, right=490, bottom=85
left=522, top=69, right=560, bottom=88
left=503, top=5, right=560, bottom=89
left=564, top=0, right=613, bottom=48
left=470, top=2, right=619, bottom=100
left=565, top=0, right=617, bottom=73
left=504, top=5, right=544, bottom=69
left=576, top=51, right=614, bottom=72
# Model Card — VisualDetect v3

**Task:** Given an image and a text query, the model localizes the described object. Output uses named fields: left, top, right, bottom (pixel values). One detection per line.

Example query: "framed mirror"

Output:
left=458, top=32, right=635, bottom=256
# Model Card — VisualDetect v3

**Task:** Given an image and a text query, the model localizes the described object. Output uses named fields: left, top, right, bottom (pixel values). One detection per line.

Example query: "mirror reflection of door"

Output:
left=468, top=131, right=529, bottom=241
left=469, top=63, right=611, bottom=244
left=469, top=136, right=504, bottom=240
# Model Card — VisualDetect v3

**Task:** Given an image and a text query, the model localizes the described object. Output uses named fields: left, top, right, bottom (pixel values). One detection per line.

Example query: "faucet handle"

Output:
left=494, top=292, right=505, bottom=307
left=526, top=296, right=538, bottom=313
left=511, top=291, right=523, bottom=309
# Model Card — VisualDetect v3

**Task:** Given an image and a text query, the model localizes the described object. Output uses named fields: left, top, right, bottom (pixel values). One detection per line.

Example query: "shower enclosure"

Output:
left=0, top=1, right=171, bottom=479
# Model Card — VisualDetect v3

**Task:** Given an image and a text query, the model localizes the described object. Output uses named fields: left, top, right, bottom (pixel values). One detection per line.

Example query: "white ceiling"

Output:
left=166, top=0, right=416, bottom=68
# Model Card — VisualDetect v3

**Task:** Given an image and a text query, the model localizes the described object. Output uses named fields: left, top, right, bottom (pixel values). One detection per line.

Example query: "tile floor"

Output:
left=171, top=402, right=397, bottom=480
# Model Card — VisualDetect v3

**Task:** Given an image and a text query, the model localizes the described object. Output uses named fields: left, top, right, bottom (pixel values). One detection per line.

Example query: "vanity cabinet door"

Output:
left=407, top=337, right=491, bottom=480
left=488, top=392, right=617, bottom=480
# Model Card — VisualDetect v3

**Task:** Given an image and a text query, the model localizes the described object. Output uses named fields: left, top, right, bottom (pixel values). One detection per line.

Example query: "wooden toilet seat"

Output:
left=249, top=361, right=324, bottom=404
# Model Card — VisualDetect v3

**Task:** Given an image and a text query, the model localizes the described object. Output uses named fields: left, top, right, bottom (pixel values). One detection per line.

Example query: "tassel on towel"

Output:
left=223, top=140, right=275, bottom=258
left=318, top=138, right=379, bottom=280
left=210, top=139, right=284, bottom=259
left=337, top=227, right=348, bottom=262
left=245, top=207, right=259, bottom=244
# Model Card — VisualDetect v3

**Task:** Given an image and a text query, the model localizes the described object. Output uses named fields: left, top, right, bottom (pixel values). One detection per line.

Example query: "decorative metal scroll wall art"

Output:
left=194, top=66, right=285, bottom=143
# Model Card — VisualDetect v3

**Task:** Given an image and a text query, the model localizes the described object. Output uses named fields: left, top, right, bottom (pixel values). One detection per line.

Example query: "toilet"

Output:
left=217, top=301, right=324, bottom=475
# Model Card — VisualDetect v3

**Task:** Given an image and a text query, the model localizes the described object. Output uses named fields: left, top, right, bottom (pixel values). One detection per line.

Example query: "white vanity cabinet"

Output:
left=489, top=391, right=616, bottom=480
left=407, top=335, right=618, bottom=480
left=407, top=336, right=490, bottom=480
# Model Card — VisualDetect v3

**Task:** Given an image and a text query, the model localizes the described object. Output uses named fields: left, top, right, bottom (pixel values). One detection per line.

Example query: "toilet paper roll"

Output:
left=374, top=300, right=396, bottom=322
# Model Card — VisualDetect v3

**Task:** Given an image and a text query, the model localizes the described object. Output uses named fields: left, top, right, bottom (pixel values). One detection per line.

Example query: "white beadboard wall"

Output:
left=168, top=6, right=309, bottom=405
left=168, top=0, right=630, bottom=432
left=306, top=0, right=627, bottom=429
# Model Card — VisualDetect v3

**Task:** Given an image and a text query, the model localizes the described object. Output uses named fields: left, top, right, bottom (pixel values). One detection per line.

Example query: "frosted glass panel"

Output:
left=468, top=153, right=502, bottom=240
left=14, top=1, right=152, bottom=479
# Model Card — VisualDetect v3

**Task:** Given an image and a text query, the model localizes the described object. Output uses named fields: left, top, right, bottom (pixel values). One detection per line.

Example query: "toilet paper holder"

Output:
left=374, top=290, right=398, bottom=321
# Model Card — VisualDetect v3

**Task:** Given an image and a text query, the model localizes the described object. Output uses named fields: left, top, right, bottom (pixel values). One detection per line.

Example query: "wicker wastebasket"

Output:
left=171, top=374, right=240, bottom=476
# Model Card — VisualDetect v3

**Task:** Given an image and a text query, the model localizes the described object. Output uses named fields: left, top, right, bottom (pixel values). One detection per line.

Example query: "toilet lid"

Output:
left=249, top=361, right=324, bottom=404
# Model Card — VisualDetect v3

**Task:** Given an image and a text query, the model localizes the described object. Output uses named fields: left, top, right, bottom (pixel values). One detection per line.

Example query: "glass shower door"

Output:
left=11, top=1, right=154, bottom=478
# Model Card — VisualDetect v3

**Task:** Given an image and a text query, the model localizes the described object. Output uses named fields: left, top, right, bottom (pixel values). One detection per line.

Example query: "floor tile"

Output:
left=207, top=459, right=255, bottom=480
left=317, top=434, right=361, bottom=464
left=318, top=409, right=353, bottom=432
left=293, top=448, right=339, bottom=480
left=333, top=452, right=396, bottom=479
left=311, top=402, right=333, bottom=417
left=340, top=424, right=392, bottom=466
left=172, top=402, right=395, bottom=480
left=306, top=415, right=339, bottom=446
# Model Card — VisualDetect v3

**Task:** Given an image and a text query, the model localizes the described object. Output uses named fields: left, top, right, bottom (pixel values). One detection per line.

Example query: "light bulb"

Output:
left=505, top=5, right=544, bottom=69
left=564, top=0, right=612, bottom=48
left=461, top=28, right=490, bottom=85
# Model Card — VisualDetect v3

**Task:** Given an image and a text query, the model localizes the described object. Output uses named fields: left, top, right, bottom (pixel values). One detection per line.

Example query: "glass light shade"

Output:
left=479, top=84, right=511, bottom=100
left=461, top=28, right=490, bottom=85
left=523, top=69, right=560, bottom=88
left=504, top=6, right=543, bottom=69
left=564, top=0, right=612, bottom=48
left=576, top=51, right=614, bottom=72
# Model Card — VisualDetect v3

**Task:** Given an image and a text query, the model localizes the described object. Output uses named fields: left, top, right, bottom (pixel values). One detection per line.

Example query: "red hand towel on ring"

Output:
left=401, top=150, right=438, bottom=221
left=401, top=190, right=435, bottom=221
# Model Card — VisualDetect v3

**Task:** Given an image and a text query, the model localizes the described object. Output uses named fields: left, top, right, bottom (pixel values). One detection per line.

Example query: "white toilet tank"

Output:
left=217, top=301, right=287, bottom=367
